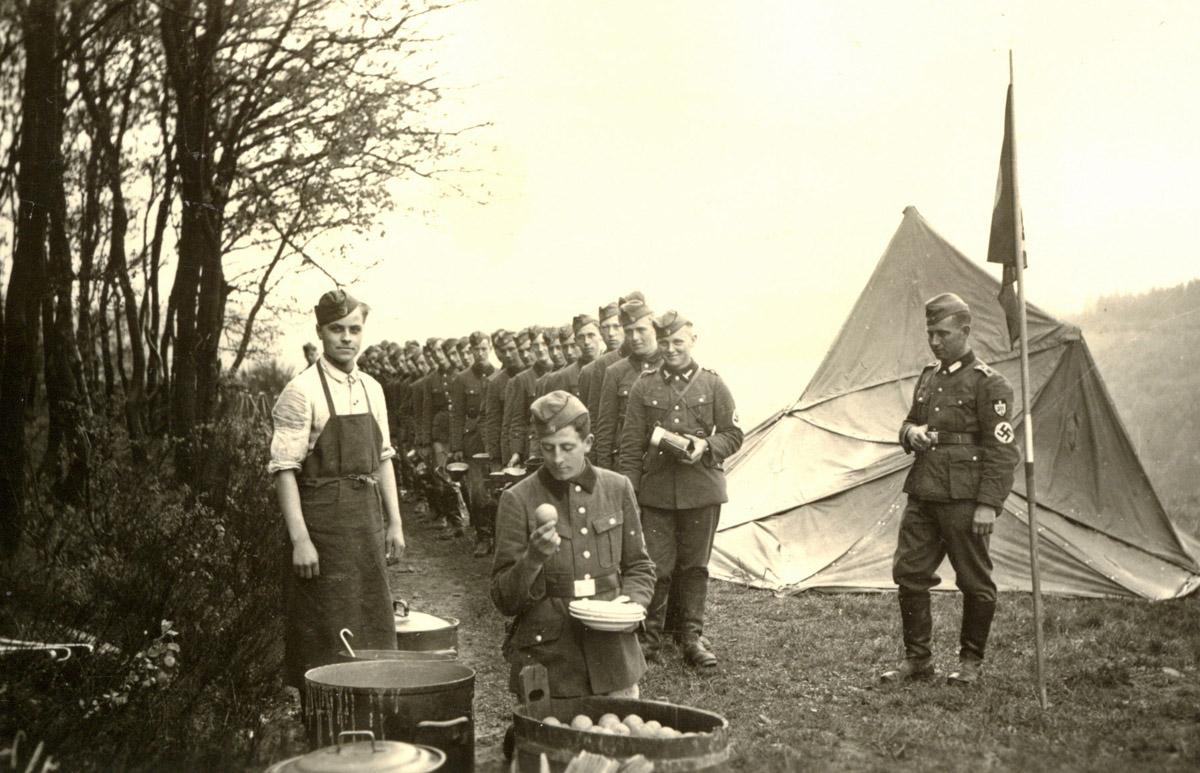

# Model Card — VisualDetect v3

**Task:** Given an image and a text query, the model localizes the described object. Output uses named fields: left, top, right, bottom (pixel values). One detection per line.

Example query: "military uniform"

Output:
left=886, top=293, right=1019, bottom=683
left=580, top=347, right=625, bottom=420
left=490, top=393, right=656, bottom=697
left=593, top=352, right=662, bottom=469
left=502, top=360, right=553, bottom=462
left=485, top=330, right=528, bottom=464
left=618, top=338, right=743, bottom=659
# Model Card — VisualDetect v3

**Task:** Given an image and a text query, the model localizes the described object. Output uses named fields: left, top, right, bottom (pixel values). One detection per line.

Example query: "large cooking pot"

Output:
left=267, top=730, right=445, bottom=773
left=393, top=600, right=459, bottom=652
left=305, top=660, right=475, bottom=773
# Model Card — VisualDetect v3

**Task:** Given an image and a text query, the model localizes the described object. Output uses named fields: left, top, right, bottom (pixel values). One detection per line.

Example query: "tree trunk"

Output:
left=0, top=0, right=57, bottom=556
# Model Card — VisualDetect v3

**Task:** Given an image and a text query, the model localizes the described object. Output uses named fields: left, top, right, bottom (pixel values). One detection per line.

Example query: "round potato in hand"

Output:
left=534, top=503, right=558, bottom=527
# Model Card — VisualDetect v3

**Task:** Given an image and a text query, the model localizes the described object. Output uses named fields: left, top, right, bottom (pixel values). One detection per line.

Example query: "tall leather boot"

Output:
left=958, top=595, right=995, bottom=664
left=881, top=591, right=934, bottom=682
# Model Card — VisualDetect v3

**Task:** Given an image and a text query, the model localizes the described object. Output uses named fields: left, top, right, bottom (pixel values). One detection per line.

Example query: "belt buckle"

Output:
left=927, top=430, right=939, bottom=448
left=573, top=578, right=596, bottom=598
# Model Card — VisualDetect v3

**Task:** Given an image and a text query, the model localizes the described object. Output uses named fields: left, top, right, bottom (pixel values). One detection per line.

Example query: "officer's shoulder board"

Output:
left=972, top=361, right=996, bottom=377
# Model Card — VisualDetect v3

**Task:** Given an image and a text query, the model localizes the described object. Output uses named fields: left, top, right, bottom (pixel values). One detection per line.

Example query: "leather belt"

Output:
left=930, top=431, right=980, bottom=446
left=298, top=473, right=378, bottom=489
left=544, top=569, right=619, bottom=598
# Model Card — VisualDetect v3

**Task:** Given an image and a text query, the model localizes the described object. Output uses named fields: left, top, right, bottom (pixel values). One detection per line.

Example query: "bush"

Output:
left=0, top=407, right=285, bottom=770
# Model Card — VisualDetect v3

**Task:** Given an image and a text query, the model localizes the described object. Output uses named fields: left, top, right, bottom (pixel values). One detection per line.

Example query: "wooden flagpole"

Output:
left=1008, top=50, right=1049, bottom=709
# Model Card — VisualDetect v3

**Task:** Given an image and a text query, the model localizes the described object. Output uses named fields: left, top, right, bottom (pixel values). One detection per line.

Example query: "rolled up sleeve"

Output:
left=370, top=380, right=397, bottom=463
left=269, top=383, right=312, bottom=474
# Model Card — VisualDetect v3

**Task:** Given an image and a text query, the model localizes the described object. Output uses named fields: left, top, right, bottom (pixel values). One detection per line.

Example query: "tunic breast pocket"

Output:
left=642, top=394, right=667, bottom=427
left=591, top=512, right=624, bottom=567
left=686, top=391, right=715, bottom=431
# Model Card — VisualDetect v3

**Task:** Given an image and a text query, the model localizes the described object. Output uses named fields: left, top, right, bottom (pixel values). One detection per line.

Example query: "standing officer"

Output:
left=451, top=330, right=497, bottom=556
left=593, top=297, right=662, bottom=469
left=581, top=296, right=633, bottom=420
left=485, top=330, right=526, bottom=471
left=269, top=290, right=402, bottom=694
left=491, top=390, right=655, bottom=699
left=617, top=310, right=743, bottom=668
left=503, top=326, right=555, bottom=466
left=881, top=293, right=1018, bottom=686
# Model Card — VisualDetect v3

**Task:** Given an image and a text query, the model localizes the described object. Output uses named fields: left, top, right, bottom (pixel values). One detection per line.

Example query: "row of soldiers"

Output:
left=345, top=293, right=668, bottom=559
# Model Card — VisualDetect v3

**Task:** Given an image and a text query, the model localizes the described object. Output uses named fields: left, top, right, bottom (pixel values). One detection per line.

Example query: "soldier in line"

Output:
left=593, top=297, right=663, bottom=469
left=617, top=310, right=743, bottom=669
left=535, top=328, right=565, bottom=398
left=450, top=331, right=497, bottom=556
left=503, top=326, right=556, bottom=467
left=561, top=324, right=581, bottom=366
left=579, top=298, right=629, bottom=427
left=485, top=330, right=526, bottom=475
left=517, top=327, right=536, bottom=369
left=881, top=293, right=1018, bottom=686
left=544, top=314, right=601, bottom=399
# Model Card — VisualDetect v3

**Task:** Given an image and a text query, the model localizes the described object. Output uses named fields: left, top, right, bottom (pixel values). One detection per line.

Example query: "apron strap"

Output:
left=316, top=360, right=338, bottom=418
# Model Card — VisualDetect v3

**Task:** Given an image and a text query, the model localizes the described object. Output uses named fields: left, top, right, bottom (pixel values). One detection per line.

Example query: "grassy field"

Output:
left=375, top=505, right=1200, bottom=773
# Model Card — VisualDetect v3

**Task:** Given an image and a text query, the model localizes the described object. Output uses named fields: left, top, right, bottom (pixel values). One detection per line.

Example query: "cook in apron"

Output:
left=285, top=363, right=396, bottom=688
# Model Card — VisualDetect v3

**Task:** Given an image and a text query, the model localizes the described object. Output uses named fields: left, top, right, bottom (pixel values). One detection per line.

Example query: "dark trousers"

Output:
left=642, top=504, right=720, bottom=642
left=892, top=497, right=997, bottom=662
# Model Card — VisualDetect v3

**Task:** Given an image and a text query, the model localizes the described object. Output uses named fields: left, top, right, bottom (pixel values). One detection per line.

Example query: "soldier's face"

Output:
left=454, top=348, right=470, bottom=368
left=432, top=348, right=450, bottom=369
left=530, top=337, right=552, bottom=366
left=564, top=341, right=580, bottom=364
left=518, top=342, right=534, bottom=366
left=547, top=340, right=564, bottom=367
left=576, top=324, right=602, bottom=359
left=599, top=317, right=624, bottom=350
left=626, top=317, right=657, bottom=357
left=317, top=307, right=365, bottom=371
left=661, top=327, right=696, bottom=369
left=498, top=341, right=519, bottom=368
left=539, top=425, right=593, bottom=481
left=303, top=345, right=319, bottom=365
left=472, top=340, right=491, bottom=366
left=927, top=318, right=970, bottom=362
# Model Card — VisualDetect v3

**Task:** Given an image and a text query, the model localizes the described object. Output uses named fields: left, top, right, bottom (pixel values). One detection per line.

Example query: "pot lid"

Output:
left=393, top=610, right=455, bottom=633
left=286, top=734, right=444, bottom=773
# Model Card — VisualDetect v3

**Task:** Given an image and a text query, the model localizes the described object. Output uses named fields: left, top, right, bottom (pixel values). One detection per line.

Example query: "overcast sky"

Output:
left=271, top=0, right=1200, bottom=425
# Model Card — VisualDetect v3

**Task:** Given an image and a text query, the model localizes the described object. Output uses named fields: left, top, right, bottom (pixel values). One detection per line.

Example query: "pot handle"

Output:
left=414, top=716, right=469, bottom=749
left=337, top=730, right=378, bottom=753
left=393, top=599, right=410, bottom=618
left=416, top=717, right=468, bottom=729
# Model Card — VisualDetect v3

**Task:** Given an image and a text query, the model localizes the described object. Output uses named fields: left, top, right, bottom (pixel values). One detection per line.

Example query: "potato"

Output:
left=610, top=723, right=631, bottom=735
left=534, top=504, right=558, bottom=527
left=543, top=716, right=562, bottom=726
left=587, top=725, right=608, bottom=734
left=622, top=714, right=644, bottom=728
left=597, top=713, right=621, bottom=727
left=643, top=720, right=662, bottom=732
left=570, top=714, right=593, bottom=730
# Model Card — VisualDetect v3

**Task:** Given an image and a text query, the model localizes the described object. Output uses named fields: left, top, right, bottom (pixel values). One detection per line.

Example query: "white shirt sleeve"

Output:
left=369, top=377, right=397, bottom=464
left=268, top=380, right=313, bottom=474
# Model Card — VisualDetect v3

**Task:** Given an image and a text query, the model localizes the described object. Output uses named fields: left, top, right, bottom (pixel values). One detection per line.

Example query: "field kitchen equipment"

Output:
left=393, top=600, right=459, bottom=653
left=649, top=426, right=695, bottom=461
left=304, top=660, right=475, bottom=772
left=266, top=730, right=445, bottom=773
left=511, top=666, right=730, bottom=772
left=336, top=627, right=455, bottom=665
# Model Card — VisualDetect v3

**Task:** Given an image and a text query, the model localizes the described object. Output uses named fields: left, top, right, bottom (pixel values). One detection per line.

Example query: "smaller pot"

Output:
left=393, top=600, right=459, bottom=652
left=266, top=730, right=444, bottom=773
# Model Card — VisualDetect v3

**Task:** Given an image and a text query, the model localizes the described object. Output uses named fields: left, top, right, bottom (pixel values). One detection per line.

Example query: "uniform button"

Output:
left=674, top=405, right=680, bottom=410
left=580, top=527, right=588, bottom=535
left=578, top=506, right=586, bottom=514
left=652, top=400, right=658, bottom=406
left=972, top=456, right=978, bottom=461
left=934, top=407, right=940, bottom=412
left=937, top=388, right=942, bottom=392
left=583, top=550, right=591, bottom=559
left=609, top=517, right=616, bottom=525
left=535, top=634, right=542, bottom=643
left=584, top=573, right=591, bottom=580
left=673, top=418, right=680, bottom=424
left=699, top=397, right=705, bottom=402
left=574, top=485, right=582, bottom=493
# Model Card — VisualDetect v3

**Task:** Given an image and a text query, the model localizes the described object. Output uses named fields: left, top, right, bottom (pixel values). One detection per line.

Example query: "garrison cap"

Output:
left=925, top=293, right=971, bottom=326
left=441, top=337, right=460, bottom=355
left=557, top=325, right=574, bottom=344
left=515, top=328, right=531, bottom=346
left=619, top=298, right=653, bottom=327
left=654, top=310, right=691, bottom=338
left=527, top=325, right=549, bottom=344
left=314, top=288, right=364, bottom=325
left=619, top=290, right=645, bottom=305
left=404, top=340, right=421, bottom=352
left=424, top=337, right=442, bottom=354
left=494, top=329, right=516, bottom=349
left=530, top=390, right=589, bottom=436
left=573, top=314, right=599, bottom=335
left=302, top=342, right=317, bottom=352
left=598, top=301, right=620, bottom=321
left=455, top=337, right=471, bottom=351
left=469, top=330, right=489, bottom=346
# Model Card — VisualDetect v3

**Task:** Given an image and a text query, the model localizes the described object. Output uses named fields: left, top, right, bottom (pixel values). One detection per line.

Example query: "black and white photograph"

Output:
left=1, top=1, right=1197, bottom=771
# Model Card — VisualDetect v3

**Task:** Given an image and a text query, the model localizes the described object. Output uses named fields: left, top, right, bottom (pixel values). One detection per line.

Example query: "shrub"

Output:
left=0, top=407, right=285, bottom=770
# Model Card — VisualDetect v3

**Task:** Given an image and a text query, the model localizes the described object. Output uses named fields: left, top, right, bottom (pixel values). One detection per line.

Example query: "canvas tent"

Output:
left=711, top=207, right=1200, bottom=600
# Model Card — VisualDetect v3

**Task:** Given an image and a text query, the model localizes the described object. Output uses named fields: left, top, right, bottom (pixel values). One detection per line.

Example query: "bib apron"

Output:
left=285, top=364, right=396, bottom=688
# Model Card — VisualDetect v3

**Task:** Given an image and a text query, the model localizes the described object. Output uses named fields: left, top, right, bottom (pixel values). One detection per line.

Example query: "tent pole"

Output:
left=1009, top=50, right=1049, bottom=709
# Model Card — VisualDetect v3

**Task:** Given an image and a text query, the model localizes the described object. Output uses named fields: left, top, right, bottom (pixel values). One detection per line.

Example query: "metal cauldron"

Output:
left=393, top=600, right=459, bottom=652
left=267, top=730, right=445, bottom=773
left=305, top=661, right=475, bottom=773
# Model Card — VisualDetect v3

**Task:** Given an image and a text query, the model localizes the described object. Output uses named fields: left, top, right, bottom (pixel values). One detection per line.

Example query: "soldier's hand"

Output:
left=507, top=453, right=522, bottom=468
left=907, top=425, right=933, bottom=452
left=973, top=504, right=997, bottom=536
left=525, top=521, right=561, bottom=563
left=681, top=436, right=708, bottom=466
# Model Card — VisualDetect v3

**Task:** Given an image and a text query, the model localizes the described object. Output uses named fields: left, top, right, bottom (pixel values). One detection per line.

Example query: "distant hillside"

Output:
left=1070, top=280, right=1200, bottom=537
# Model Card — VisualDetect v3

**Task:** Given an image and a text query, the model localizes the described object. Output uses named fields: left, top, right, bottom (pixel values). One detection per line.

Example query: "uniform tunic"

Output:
left=543, top=357, right=591, bottom=400
left=592, top=351, right=662, bottom=469
left=484, top=365, right=520, bottom=462
left=449, top=362, right=494, bottom=456
left=502, top=362, right=553, bottom=461
left=580, top=349, right=625, bottom=431
left=419, top=367, right=455, bottom=446
left=893, top=350, right=1019, bottom=608
left=491, top=463, right=656, bottom=697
